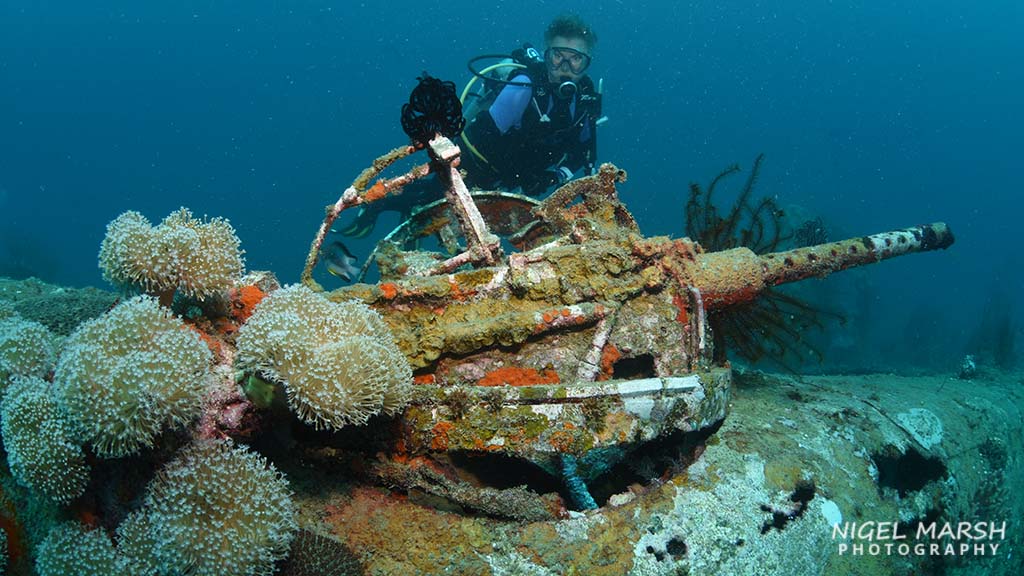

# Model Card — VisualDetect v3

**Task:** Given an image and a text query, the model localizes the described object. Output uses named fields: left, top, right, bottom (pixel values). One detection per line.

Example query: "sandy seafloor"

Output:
left=0, top=276, right=1021, bottom=576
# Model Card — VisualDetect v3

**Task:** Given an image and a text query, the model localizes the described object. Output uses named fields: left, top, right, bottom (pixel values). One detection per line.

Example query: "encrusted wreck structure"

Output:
left=300, top=135, right=954, bottom=516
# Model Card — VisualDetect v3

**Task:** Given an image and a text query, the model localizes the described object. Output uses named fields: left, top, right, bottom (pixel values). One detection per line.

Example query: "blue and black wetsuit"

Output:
left=460, top=72, right=599, bottom=196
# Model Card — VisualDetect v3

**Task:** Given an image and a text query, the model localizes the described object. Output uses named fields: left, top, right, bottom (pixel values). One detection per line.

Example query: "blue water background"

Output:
left=2, top=1, right=1021, bottom=371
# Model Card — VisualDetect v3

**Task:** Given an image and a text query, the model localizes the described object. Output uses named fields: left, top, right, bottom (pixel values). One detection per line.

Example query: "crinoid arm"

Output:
left=685, top=155, right=840, bottom=370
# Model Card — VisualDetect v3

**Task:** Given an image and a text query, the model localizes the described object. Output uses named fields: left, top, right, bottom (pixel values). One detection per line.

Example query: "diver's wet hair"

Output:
left=544, top=14, right=597, bottom=52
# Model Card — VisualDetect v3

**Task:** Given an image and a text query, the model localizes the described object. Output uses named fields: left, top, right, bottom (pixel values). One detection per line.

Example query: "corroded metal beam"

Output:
left=692, top=223, right=954, bottom=309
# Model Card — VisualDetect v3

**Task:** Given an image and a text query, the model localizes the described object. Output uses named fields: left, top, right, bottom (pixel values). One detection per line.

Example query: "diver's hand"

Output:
left=522, top=167, right=574, bottom=196
left=553, top=166, right=575, bottom=185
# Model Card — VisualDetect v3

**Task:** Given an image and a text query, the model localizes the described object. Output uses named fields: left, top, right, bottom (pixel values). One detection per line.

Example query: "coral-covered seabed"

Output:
left=1, top=277, right=1021, bottom=576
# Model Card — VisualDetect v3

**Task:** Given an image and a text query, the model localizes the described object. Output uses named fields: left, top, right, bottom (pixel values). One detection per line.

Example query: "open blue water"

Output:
left=2, top=1, right=1021, bottom=372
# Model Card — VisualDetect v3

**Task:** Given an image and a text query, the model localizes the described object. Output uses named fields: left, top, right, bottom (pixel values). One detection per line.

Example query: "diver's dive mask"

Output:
left=545, top=46, right=591, bottom=75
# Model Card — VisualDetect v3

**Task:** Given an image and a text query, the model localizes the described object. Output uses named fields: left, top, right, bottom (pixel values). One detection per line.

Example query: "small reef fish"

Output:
left=324, top=240, right=359, bottom=282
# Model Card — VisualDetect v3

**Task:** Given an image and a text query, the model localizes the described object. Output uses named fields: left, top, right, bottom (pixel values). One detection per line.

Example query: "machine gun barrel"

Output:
left=691, top=222, right=954, bottom=310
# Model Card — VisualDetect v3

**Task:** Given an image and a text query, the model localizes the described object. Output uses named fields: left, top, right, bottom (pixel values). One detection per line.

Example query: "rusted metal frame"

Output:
left=301, top=144, right=434, bottom=290
left=533, top=163, right=632, bottom=235
left=426, top=136, right=503, bottom=275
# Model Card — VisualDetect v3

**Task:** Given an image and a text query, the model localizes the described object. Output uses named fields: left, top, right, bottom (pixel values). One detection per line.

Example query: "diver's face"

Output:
left=545, top=36, right=591, bottom=84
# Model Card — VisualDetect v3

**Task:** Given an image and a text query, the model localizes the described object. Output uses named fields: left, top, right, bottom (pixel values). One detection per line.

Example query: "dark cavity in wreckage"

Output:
left=298, top=131, right=954, bottom=517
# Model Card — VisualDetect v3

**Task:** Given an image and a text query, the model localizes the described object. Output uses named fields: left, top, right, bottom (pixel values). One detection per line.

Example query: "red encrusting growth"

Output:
left=547, top=422, right=577, bottom=452
left=477, top=366, right=561, bottom=387
left=365, top=181, right=388, bottom=202
left=671, top=293, right=690, bottom=324
left=186, top=324, right=223, bottom=357
left=379, top=282, right=399, bottom=300
left=598, top=344, right=622, bottom=381
left=447, top=278, right=477, bottom=301
left=231, top=285, right=266, bottom=323
left=430, top=421, right=455, bottom=451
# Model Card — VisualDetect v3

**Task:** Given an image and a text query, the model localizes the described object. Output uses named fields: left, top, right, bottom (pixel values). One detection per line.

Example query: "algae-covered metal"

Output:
left=304, top=137, right=953, bottom=511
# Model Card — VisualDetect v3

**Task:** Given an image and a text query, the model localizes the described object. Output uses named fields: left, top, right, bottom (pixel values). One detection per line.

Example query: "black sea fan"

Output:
left=685, top=154, right=842, bottom=370
left=400, top=73, right=466, bottom=147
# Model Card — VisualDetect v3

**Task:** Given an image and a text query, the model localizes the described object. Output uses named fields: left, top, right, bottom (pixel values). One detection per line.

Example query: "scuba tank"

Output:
left=461, top=44, right=545, bottom=122
left=459, top=45, right=547, bottom=167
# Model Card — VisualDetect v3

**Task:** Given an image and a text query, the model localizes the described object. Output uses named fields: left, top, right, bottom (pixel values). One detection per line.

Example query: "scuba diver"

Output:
left=338, top=14, right=602, bottom=241
left=459, top=13, right=600, bottom=197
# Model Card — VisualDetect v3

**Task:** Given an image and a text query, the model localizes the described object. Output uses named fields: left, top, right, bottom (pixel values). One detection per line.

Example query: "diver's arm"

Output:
left=466, top=110, right=503, bottom=156
left=466, top=77, right=533, bottom=183
left=581, top=113, right=597, bottom=175
left=572, top=120, right=597, bottom=175
left=553, top=119, right=596, bottom=183
left=567, top=79, right=600, bottom=176
left=488, top=75, right=533, bottom=134
left=518, top=124, right=595, bottom=196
